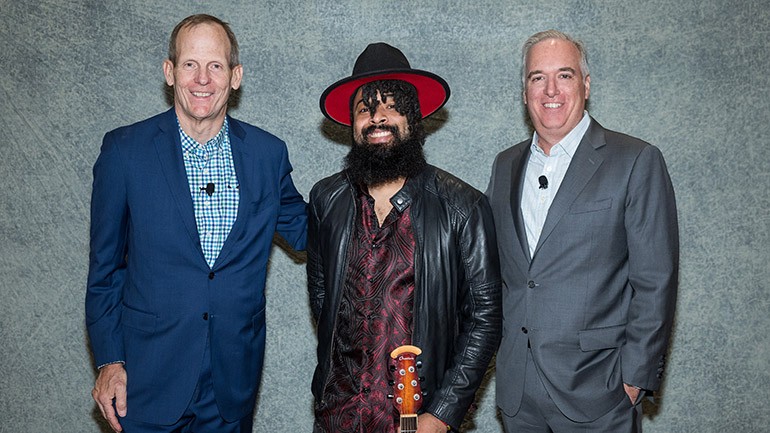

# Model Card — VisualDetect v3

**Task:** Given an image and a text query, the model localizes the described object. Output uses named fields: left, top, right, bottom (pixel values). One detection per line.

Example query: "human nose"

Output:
left=545, top=78, right=558, bottom=98
left=195, top=68, right=210, bottom=85
left=369, top=105, right=388, bottom=123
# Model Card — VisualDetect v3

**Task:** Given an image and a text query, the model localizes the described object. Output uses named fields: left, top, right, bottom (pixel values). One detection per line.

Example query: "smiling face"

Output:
left=523, top=38, right=590, bottom=152
left=163, top=22, right=242, bottom=141
left=352, top=87, right=410, bottom=147
left=344, top=84, right=428, bottom=187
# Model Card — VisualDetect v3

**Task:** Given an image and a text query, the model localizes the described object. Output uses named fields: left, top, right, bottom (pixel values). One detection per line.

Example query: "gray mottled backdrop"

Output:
left=1, top=0, right=768, bottom=432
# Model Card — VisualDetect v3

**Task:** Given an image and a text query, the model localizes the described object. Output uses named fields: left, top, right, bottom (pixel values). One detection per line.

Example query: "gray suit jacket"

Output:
left=487, top=118, right=678, bottom=422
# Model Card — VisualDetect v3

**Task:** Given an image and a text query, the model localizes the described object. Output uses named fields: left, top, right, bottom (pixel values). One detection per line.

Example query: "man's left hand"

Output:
left=416, top=413, right=449, bottom=433
left=623, top=383, right=641, bottom=404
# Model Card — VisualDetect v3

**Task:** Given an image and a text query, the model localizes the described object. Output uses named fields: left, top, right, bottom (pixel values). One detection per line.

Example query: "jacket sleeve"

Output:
left=426, top=194, right=503, bottom=428
left=306, top=187, right=324, bottom=322
left=275, top=144, right=308, bottom=251
left=621, top=144, right=679, bottom=391
left=85, top=132, right=128, bottom=368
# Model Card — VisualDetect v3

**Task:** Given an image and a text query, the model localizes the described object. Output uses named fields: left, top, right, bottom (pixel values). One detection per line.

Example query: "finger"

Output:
left=95, top=390, right=121, bottom=432
left=93, top=385, right=124, bottom=432
left=104, top=405, right=123, bottom=432
left=114, top=381, right=128, bottom=417
left=92, top=388, right=107, bottom=419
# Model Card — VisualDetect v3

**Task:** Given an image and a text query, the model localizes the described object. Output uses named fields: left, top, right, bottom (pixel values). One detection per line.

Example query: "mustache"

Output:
left=363, top=124, right=399, bottom=137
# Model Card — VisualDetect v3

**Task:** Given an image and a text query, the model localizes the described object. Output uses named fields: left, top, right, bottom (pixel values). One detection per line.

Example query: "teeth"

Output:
left=369, top=130, right=391, bottom=137
left=192, top=92, right=212, bottom=97
left=544, top=103, right=561, bottom=108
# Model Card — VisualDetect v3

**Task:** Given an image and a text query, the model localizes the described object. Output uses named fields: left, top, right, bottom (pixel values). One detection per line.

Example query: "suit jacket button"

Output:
left=521, top=327, right=528, bottom=334
left=208, top=272, right=215, bottom=280
left=527, top=280, right=536, bottom=288
left=202, top=312, right=209, bottom=320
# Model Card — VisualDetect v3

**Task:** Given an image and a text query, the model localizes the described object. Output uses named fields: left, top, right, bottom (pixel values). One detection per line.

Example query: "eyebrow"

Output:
left=526, top=67, right=577, bottom=79
left=355, top=92, right=396, bottom=107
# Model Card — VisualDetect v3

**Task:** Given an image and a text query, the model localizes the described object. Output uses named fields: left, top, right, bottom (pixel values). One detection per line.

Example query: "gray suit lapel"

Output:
left=509, top=143, right=533, bottom=263
left=534, top=120, right=606, bottom=258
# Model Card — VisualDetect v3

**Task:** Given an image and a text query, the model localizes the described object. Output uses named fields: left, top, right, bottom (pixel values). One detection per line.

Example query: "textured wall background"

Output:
left=1, top=0, right=768, bottom=432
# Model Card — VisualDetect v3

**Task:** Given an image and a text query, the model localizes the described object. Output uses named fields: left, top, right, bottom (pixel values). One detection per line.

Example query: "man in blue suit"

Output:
left=86, top=14, right=307, bottom=432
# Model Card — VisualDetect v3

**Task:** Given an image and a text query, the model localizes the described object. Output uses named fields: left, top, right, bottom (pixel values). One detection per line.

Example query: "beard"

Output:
left=344, top=124, right=427, bottom=187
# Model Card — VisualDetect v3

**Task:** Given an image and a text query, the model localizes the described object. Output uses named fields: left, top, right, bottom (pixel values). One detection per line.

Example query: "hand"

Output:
left=415, top=413, right=449, bottom=433
left=92, top=363, right=127, bottom=432
left=623, top=383, right=641, bottom=405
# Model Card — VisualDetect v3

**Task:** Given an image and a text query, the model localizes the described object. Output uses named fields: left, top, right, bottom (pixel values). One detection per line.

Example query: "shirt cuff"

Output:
left=97, top=360, right=125, bottom=369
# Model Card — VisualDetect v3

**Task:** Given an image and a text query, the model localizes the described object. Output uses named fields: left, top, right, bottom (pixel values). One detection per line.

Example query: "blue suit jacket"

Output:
left=86, top=108, right=307, bottom=424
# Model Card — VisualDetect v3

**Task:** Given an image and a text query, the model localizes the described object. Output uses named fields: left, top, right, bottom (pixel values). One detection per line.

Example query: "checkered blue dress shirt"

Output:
left=179, top=119, right=239, bottom=268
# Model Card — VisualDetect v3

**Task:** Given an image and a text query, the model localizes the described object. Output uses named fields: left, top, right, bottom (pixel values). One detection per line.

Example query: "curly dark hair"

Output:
left=349, top=79, right=425, bottom=143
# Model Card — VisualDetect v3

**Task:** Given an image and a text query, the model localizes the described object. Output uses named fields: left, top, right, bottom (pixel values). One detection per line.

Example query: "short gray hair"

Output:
left=521, top=30, right=589, bottom=86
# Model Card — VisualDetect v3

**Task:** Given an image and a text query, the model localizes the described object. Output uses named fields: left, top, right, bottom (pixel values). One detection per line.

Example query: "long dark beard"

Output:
left=344, top=125, right=427, bottom=187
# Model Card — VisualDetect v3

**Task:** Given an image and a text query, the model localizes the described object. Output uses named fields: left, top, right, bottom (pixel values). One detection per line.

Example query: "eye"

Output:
left=530, top=75, right=544, bottom=82
left=210, top=63, right=223, bottom=71
left=183, top=62, right=195, bottom=69
left=558, top=73, right=573, bottom=79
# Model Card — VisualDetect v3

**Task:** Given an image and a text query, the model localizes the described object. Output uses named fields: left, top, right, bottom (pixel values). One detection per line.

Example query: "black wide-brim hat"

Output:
left=320, top=42, right=451, bottom=126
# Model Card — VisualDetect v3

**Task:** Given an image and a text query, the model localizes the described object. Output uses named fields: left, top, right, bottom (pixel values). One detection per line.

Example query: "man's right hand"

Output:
left=92, top=363, right=127, bottom=432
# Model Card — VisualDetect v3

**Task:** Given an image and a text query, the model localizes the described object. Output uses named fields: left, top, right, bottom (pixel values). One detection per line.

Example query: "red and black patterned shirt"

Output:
left=315, top=185, right=416, bottom=433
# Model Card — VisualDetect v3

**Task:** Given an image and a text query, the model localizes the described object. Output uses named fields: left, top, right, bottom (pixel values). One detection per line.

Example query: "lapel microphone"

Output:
left=538, top=175, right=549, bottom=190
left=200, top=183, right=215, bottom=196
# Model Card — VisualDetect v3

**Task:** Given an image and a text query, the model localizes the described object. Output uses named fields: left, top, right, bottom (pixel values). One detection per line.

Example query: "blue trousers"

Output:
left=118, top=340, right=254, bottom=433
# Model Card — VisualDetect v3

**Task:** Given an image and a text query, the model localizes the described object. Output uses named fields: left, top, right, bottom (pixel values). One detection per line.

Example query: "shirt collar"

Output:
left=531, top=111, right=590, bottom=157
left=178, top=118, right=230, bottom=156
left=351, top=168, right=427, bottom=214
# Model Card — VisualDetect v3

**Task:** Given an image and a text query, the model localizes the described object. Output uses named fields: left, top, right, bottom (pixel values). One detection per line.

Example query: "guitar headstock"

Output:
left=389, top=345, right=423, bottom=433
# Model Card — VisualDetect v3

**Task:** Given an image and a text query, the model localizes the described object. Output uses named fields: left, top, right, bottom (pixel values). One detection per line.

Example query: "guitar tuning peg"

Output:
left=388, top=380, right=395, bottom=386
left=419, top=376, right=425, bottom=382
left=387, top=394, right=394, bottom=399
left=422, top=391, right=428, bottom=396
left=389, top=365, right=397, bottom=371
left=416, top=361, right=423, bottom=368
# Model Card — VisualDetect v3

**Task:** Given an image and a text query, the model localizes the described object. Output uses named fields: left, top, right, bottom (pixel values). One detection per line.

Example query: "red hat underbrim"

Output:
left=320, top=70, right=450, bottom=126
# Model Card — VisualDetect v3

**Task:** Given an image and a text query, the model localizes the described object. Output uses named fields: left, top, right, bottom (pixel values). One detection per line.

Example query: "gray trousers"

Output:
left=501, top=349, right=642, bottom=433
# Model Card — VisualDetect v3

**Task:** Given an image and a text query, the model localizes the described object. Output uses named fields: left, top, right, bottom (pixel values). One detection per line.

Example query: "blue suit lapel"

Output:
left=154, top=109, right=205, bottom=262
left=534, top=120, right=606, bottom=257
left=213, top=117, right=252, bottom=268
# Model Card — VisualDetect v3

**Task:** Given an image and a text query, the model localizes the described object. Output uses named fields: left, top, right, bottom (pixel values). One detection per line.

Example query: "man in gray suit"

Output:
left=487, top=30, right=679, bottom=432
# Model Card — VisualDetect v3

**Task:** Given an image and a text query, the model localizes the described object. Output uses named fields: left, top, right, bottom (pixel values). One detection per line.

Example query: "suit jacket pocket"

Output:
left=121, top=304, right=157, bottom=333
left=578, top=324, right=626, bottom=351
left=569, top=198, right=612, bottom=214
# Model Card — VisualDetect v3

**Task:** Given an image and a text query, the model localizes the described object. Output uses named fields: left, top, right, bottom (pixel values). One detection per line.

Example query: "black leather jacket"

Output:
left=307, top=165, right=502, bottom=429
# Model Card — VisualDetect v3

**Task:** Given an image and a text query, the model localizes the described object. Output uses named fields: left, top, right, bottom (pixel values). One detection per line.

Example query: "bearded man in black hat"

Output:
left=307, top=43, right=502, bottom=433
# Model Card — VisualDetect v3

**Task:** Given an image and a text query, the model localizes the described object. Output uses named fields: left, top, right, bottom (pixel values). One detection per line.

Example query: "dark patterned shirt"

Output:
left=315, top=185, right=416, bottom=433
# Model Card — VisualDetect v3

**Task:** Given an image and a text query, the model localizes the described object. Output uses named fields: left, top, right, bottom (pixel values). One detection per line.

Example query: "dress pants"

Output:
left=501, top=348, right=642, bottom=433
left=118, top=339, right=254, bottom=433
